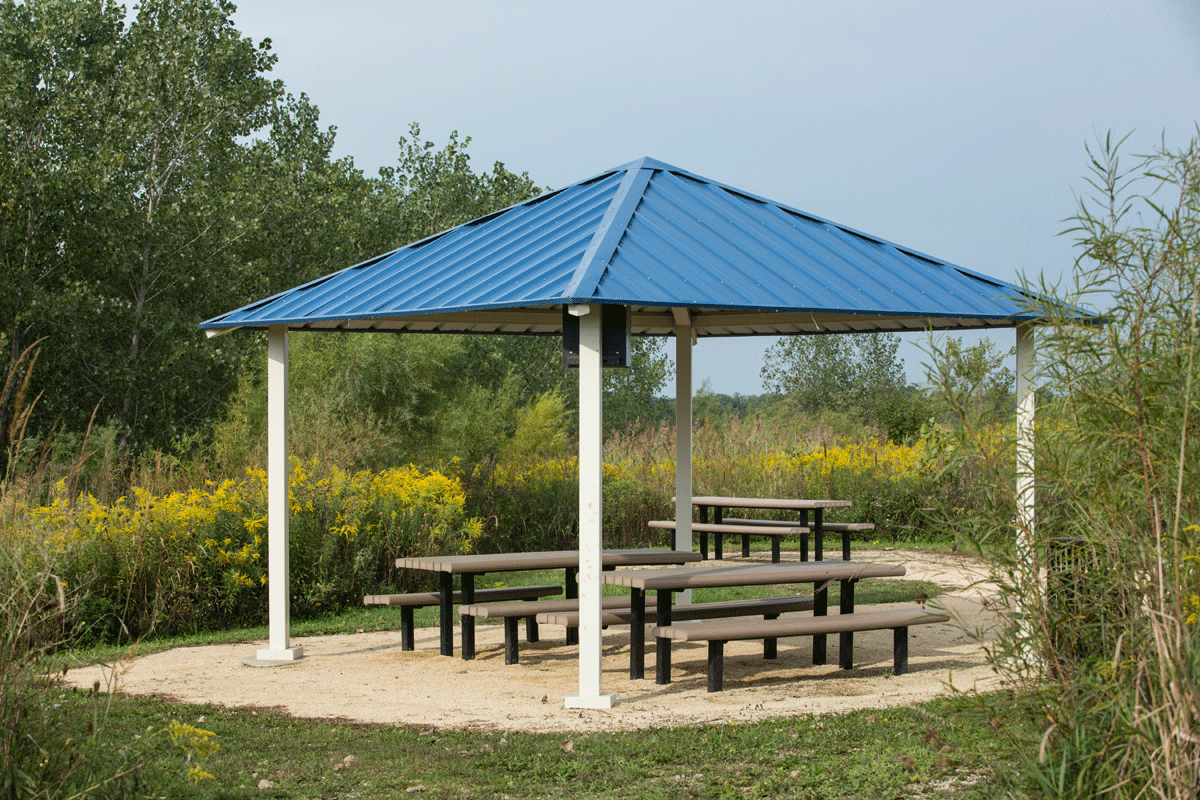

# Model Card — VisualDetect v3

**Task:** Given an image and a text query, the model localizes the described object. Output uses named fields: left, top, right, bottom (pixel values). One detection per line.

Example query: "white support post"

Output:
left=565, top=307, right=615, bottom=709
left=1015, top=324, right=1036, bottom=548
left=257, top=326, right=303, bottom=663
left=674, top=313, right=694, bottom=603
left=1014, top=324, right=1038, bottom=669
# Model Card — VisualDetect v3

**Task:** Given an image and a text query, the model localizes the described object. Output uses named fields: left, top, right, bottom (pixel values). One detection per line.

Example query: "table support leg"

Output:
left=401, top=607, right=415, bottom=651
left=714, top=507, right=724, bottom=561
left=655, top=589, right=673, bottom=684
left=439, top=573, right=454, bottom=657
left=707, top=641, right=724, bottom=692
left=839, top=578, right=855, bottom=670
left=461, top=574, right=475, bottom=661
left=742, top=509, right=751, bottom=558
left=814, top=508, right=824, bottom=561
left=504, top=618, right=519, bottom=665
left=764, top=613, right=779, bottom=659
left=565, top=567, right=579, bottom=646
left=699, top=505, right=709, bottom=559
left=630, top=590, right=645, bottom=680
left=812, top=579, right=827, bottom=665
left=893, top=627, right=909, bottom=675
left=799, top=510, right=809, bottom=561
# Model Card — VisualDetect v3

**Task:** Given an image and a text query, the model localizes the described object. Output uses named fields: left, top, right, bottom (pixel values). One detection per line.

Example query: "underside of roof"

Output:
left=200, top=157, right=1048, bottom=338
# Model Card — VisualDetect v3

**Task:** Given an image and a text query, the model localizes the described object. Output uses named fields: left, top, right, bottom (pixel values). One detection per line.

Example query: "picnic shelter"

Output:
left=200, top=156, right=1050, bottom=708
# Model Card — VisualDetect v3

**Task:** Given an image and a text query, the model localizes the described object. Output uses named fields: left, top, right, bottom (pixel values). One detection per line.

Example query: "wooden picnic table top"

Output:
left=396, top=548, right=702, bottom=574
left=682, top=496, right=853, bottom=510
left=599, top=560, right=904, bottom=591
left=648, top=520, right=809, bottom=533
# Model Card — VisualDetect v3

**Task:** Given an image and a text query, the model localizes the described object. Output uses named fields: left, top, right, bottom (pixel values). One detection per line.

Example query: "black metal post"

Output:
left=655, top=589, right=673, bottom=684
left=839, top=578, right=855, bottom=670
left=707, top=640, right=725, bottom=692
left=460, top=573, right=475, bottom=660
left=439, top=572, right=454, bottom=656
left=565, top=566, right=579, bottom=646
left=629, top=589, right=645, bottom=680
left=893, top=626, right=909, bottom=674
left=812, top=578, right=827, bottom=665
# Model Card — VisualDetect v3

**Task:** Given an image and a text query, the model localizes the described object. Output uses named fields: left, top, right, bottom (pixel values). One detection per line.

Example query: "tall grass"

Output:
left=929, top=133, right=1200, bottom=798
left=7, top=459, right=482, bottom=643
left=1, top=349, right=219, bottom=797
left=465, top=410, right=984, bottom=554
left=605, top=413, right=977, bottom=540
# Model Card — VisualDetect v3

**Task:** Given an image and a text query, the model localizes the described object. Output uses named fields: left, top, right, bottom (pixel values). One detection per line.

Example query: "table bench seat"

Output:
left=648, top=520, right=805, bottom=563
left=652, top=606, right=949, bottom=692
left=363, top=585, right=562, bottom=651
left=459, top=595, right=659, bottom=664
left=649, top=519, right=875, bottom=562
left=725, top=518, right=875, bottom=562
left=541, top=595, right=815, bottom=663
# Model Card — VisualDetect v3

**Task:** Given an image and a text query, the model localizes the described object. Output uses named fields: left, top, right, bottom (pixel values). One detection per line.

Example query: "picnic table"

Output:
left=599, top=559, right=905, bottom=683
left=680, top=496, right=853, bottom=560
left=394, top=549, right=702, bottom=659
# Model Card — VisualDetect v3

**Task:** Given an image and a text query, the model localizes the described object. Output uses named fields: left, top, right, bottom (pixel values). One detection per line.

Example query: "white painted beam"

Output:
left=258, top=326, right=303, bottom=662
left=565, top=307, right=615, bottom=709
left=675, top=315, right=695, bottom=603
left=1013, top=323, right=1039, bottom=669
left=1015, top=324, right=1036, bottom=544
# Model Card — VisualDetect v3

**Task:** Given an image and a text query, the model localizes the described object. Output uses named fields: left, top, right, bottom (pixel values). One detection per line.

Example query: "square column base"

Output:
left=564, top=693, right=617, bottom=709
left=251, top=645, right=304, bottom=664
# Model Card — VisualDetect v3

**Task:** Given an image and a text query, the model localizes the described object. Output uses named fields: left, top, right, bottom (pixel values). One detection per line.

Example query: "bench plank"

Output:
left=538, top=596, right=813, bottom=627
left=650, top=519, right=875, bottom=562
left=363, top=585, right=562, bottom=607
left=461, top=594, right=656, bottom=619
left=541, top=596, right=815, bottom=663
left=652, top=606, right=949, bottom=691
left=363, top=585, right=561, bottom=651
left=723, top=518, right=876, bottom=532
left=460, top=596, right=660, bottom=665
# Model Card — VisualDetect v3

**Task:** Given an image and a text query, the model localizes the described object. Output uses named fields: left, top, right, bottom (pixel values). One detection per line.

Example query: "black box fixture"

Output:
left=562, top=304, right=632, bottom=368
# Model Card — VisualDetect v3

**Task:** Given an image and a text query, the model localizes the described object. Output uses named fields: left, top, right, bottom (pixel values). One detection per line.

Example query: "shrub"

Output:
left=16, top=460, right=481, bottom=641
left=929, top=133, right=1200, bottom=798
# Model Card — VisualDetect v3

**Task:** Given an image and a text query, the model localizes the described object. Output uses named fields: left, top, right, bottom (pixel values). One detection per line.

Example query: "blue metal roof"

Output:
left=200, top=156, right=1056, bottom=337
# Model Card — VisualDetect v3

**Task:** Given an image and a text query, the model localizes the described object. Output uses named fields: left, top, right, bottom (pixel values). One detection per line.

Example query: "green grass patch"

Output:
left=45, top=688, right=1024, bottom=799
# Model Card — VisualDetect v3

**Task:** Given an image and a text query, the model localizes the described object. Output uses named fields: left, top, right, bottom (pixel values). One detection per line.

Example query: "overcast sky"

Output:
left=230, top=0, right=1199, bottom=396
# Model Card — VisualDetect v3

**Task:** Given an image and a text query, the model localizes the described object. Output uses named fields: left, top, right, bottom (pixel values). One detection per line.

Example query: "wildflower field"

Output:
left=5, top=461, right=482, bottom=642
left=0, top=415, right=997, bottom=645
left=470, top=417, right=997, bottom=556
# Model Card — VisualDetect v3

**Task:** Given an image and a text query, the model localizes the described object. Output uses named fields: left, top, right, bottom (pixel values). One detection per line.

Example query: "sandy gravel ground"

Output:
left=66, top=549, right=1001, bottom=733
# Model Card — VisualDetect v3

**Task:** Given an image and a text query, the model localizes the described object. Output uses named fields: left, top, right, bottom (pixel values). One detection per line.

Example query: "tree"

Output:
left=236, top=92, right=384, bottom=294
left=377, top=122, right=540, bottom=246
left=923, top=335, right=1014, bottom=422
left=0, top=0, right=125, bottom=465
left=92, top=0, right=279, bottom=451
left=760, top=332, right=925, bottom=439
left=0, top=0, right=286, bottom=457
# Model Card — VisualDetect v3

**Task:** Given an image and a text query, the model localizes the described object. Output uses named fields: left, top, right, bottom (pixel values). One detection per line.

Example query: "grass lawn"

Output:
left=52, top=686, right=1022, bottom=799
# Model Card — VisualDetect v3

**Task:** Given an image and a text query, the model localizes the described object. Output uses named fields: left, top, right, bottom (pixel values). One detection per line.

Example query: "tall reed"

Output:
left=932, top=133, right=1200, bottom=798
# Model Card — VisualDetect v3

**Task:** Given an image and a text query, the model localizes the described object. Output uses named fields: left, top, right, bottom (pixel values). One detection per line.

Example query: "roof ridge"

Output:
left=560, top=162, right=656, bottom=301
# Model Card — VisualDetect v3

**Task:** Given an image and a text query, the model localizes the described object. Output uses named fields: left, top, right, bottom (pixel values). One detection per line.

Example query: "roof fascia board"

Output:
left=688, top=310, right=1028, bottom=330
left=561, top=162, right=656, bottom=299
left=251, top=307, right=1032, bottom=333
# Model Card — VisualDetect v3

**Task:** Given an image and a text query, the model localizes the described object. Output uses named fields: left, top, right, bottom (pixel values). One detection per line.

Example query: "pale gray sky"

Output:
left=231, top=0, right=1199, bottom=395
